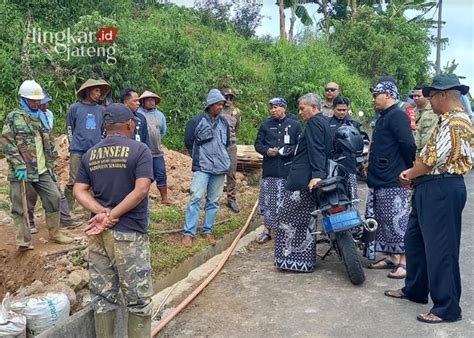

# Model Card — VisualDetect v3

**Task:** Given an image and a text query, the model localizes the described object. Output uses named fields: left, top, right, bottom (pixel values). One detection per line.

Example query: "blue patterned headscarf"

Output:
left=268, top=97, right=287, bottom=108
left=370, top=81, right=400, bottom=100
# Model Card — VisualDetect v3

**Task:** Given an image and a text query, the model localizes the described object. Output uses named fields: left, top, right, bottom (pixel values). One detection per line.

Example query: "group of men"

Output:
left=0, top=72, right=471, bottom=335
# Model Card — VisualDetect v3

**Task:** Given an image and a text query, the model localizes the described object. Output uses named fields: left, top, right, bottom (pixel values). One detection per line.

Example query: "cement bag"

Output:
left=0, top=293, right=27, bottom=337
left=11, top=292, right=69, bottom=336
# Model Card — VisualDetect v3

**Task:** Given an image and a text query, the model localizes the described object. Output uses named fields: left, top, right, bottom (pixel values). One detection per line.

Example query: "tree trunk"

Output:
left=279, top=0, right=286, bottom=41
left=288, top=3, right=297, bottom=43
left=322, top=0, right=329, bottom=35
left=350, top=0, right=357, bottom=18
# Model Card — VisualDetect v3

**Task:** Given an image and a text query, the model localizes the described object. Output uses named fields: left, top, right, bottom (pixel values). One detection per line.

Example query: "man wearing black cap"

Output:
left=73, top=103, right=154, bottom=337
left=385, top=74, right=473, bottom=324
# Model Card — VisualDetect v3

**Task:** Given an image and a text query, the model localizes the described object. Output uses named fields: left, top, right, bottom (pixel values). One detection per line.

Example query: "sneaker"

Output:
left=227, top=200, right=240, bottom=213
left=181, top=235, right=193, bottom=248
left=201, top=233, right=216, bottom=245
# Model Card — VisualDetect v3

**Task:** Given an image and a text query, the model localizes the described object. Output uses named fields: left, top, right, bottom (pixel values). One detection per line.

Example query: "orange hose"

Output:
left=151, top=199, right=259, bottom=336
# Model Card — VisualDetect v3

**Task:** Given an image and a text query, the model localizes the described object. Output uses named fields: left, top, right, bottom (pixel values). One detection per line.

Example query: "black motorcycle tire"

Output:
left=335, top=230, right=366, bottom=285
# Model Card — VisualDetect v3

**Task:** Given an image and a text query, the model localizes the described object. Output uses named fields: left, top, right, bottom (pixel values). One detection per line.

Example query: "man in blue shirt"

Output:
left=65, top=78, right=111, bottom=210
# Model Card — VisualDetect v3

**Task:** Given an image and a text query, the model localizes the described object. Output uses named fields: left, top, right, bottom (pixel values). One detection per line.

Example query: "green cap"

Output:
left=422, top=73, right=469, bottom=97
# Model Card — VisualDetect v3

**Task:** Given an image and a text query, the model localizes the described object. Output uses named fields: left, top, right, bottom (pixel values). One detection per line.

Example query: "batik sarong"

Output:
left=363, top=187, right=410, bottom=260
left=258, top=177, right=286, bottom=229
left=275, top=189, right=317, bottom=272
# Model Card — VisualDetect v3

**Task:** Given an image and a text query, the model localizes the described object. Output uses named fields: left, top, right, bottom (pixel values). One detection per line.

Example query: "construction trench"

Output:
left=38, top=201, right=261, bottom=337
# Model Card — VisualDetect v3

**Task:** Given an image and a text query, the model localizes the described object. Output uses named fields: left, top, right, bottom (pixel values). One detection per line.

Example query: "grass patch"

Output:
left=150, top=204, right=183, bottom=224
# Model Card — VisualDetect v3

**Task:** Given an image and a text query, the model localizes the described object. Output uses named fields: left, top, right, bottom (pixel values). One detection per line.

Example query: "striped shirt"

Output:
left=419, top=107, right=473, bottom=175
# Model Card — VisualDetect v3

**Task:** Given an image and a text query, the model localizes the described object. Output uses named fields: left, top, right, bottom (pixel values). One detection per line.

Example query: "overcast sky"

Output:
left=172, top=0, right=474, bottom=89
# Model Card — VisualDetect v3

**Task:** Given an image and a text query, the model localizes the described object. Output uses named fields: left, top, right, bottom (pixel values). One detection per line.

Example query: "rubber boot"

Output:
left=45, top=212, right=74, bottom=244
left=158, top=186, right=173, bottom=205
left=64, top=186, right=75, bottom=212
left=95, top=311, right=116, bottom=338
left=12, top=214, right=33, bottom=250
left=128, top=312, right=151, bottom=338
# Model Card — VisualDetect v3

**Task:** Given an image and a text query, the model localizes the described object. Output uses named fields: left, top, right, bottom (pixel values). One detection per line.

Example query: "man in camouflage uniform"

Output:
left=220, top=87, right=241, bottom=213
left=413, top=83, right=438, bottom=154
left=0, top=80, right=73, bottom=250
left=73, top=103, right=154, bottom=338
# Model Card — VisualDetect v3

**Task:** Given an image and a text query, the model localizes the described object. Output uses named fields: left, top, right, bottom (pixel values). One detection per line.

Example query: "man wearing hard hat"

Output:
left=0, top=80, right=74, bottom=249
left=64, top=78, right=111, bottom=209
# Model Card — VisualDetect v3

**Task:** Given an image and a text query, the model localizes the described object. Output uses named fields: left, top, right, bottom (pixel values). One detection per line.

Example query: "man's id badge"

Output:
left=284, top=134, right=290, bottom=144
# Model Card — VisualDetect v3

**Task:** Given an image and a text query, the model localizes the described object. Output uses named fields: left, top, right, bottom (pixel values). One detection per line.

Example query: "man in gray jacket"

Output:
left=181, top=89, right=230, bottom=247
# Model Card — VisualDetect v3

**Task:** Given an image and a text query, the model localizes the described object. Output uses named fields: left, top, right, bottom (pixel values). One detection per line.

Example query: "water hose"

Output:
left=150, top=199, right=259, bottom=336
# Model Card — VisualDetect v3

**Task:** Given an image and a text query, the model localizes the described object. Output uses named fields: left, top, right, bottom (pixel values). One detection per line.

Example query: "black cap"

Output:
left=103, top=103, right=138, bottom=125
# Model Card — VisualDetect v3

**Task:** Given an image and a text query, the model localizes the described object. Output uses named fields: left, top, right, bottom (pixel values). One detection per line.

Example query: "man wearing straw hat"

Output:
left=64, top=78, right=111, bottom=209
left=137, top=90, right=172, bottom=205
left=0, top=80, right=74, bottom=250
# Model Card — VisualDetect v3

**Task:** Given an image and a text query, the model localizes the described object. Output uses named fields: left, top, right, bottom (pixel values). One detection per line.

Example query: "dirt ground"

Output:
left=0, top=135, right=259, bottom=304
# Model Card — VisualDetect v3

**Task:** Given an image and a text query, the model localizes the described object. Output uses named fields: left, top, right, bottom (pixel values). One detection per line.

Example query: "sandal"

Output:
left=256, top=231, right=272, bottom=244
left=416, top=312, right=462, bottom=324
left=368, top=257, right=397, bottom=270
left=384, top=289, right=408, bottom=300
left=387, top=263, right=407, bottom=279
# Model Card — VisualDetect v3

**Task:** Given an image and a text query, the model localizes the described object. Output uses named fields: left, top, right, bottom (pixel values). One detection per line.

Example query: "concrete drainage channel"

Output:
left=38, top=214, right=262, bottom=337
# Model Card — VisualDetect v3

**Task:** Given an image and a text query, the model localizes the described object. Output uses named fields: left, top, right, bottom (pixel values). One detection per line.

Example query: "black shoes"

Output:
left=227, top=200, right=240, bottom=213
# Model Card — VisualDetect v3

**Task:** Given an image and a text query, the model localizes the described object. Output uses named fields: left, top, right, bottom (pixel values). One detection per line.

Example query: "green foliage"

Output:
left=329, top=7, right=431, bottom=95
left=1, top=1, right=419, bottom=148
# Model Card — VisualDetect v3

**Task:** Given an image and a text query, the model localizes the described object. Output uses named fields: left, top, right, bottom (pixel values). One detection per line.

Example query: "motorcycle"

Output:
left=310, top=160, right=377, bottom=285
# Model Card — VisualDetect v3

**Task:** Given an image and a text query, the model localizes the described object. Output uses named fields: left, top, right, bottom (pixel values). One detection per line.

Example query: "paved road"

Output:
left=163, top=173, right=474, bottom=337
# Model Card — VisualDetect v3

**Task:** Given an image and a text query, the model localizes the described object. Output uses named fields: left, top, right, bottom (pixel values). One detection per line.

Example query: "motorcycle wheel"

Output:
left=335, top=230, right=365, bottom=285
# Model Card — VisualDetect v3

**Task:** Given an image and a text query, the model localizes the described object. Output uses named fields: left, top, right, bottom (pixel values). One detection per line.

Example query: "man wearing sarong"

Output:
left=365, top=79, right=416, bottom=279
left=275, top=93, right=332, bottom=272
left=254, top=97, right=301, bottom=243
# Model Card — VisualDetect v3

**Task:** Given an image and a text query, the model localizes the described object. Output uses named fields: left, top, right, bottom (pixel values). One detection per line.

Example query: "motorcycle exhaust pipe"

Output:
left=364, top=218, right=378, bottom=232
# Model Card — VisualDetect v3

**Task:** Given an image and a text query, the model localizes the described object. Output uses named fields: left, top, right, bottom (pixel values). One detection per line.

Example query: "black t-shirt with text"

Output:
left=75, top=135, right=153, bottom=234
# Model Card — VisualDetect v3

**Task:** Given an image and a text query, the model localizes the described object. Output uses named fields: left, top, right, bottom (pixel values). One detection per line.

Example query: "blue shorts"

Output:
left=153, top=156, right=167, bottom=187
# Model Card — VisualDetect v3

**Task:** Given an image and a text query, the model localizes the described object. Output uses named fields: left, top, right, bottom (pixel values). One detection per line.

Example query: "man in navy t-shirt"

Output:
left=73, top=103, right=154, bottom=337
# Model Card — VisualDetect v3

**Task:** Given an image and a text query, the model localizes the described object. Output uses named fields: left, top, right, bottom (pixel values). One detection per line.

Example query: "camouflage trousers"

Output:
left=89, top=230, right=153, bottom=315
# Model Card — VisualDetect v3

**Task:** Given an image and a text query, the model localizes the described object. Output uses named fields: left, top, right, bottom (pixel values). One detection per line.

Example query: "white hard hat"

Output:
left=18, top=80, right=45, bottom=100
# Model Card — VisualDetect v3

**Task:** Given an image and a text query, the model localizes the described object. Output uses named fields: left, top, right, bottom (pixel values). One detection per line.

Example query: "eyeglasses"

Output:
left=372, top=93, right=384, bottom=99
left=224, top=95, right=235, bottom=100
left=325, top=88, right=338, bottom=92
left=428, top=91, right=441, bottom=100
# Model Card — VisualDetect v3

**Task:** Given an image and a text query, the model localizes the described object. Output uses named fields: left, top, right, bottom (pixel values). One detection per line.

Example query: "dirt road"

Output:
left=162, top=173, right=474, bottom=337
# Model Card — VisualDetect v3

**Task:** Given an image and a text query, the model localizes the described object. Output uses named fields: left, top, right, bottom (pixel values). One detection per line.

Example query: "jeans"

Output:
left=152, top=156, right=167, bottom=187
left=183, top=171, right=225, bottom=236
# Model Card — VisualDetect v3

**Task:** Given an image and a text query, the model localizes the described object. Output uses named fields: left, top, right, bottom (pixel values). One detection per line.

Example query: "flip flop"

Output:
left=416, top=312, right=462, bottom=324
left=384, top=289, right=409, bottom=300
left=388, top=263, right=407, bottom=279
left=368, top=257, right=397, bottom=270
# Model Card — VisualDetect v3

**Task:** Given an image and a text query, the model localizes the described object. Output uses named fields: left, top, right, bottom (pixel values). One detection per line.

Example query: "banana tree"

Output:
left=276, top=0, right=317, bottom=43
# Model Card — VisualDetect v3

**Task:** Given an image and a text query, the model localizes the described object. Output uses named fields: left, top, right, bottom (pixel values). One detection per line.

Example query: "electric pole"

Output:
left=435, top=0, right=443, bottom=74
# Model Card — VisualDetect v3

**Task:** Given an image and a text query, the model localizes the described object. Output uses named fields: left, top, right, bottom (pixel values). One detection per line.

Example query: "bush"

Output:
left=0, top=2, right=377, bottom=150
